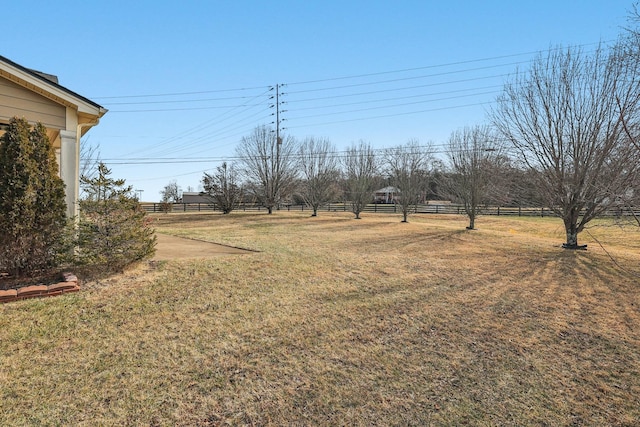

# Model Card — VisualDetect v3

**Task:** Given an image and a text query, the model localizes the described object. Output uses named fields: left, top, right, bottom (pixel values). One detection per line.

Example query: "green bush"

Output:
left=0, top=117, right=67, bottom=276
left=76, top=163, right=156, bottom=269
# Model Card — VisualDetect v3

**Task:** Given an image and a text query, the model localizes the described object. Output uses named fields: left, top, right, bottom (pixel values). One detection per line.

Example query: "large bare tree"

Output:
left=444, top=125, right=503, bottom=230
left=343, top=141, right=377, bottom=219
left=492, top=45, right=640, bottom=248
left=236, top=125, right=298, bottom=214
left=621, top=7, right=640, bottom=227
left=624, top=5, right=640, bottom=118
left=298, top=137, right=340, bottom=217
left=384, top=139, right=431, bottom=222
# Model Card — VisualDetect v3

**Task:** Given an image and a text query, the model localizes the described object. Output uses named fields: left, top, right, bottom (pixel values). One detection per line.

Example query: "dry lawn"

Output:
left=1, top=211, right=639, bottom=426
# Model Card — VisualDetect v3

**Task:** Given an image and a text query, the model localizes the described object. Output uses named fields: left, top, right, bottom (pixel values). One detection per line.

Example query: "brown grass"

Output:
left=1, top=211, right=639, bottom=426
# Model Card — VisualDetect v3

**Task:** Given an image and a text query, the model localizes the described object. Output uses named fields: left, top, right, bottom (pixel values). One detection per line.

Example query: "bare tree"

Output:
left=619, top=16, right=640, bottom=154
left=492, top=45, right=640, bottom=248
left=444, top=125, right=503, bottom=230
left=160, top=180, right=182, bottom=203
left=343, top=141, right=377, bottom=219
left=202, top=162, right=243, bottom=214
left=384, top=139, right=431, bottom=222
left=626, top=2, right=640, bottom=40
left=298, top=137, right=340, bottom=216
left=80, top=138, right=101, bottom=181
left=236, top=125, right=298, bottom=214
left=491, top=160, right=545, bottom=208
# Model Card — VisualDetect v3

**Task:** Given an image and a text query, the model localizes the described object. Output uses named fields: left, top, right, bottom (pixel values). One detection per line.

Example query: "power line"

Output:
left=94, top=42, right=614, bottom=168
left=284, top=61, right=528, bottom=95
left=118, top=88, right=273, bottom=158
left=103, top=94, right=266, bottom=106
left=288, top=78, right=508, bottom=104
left=108, top=103, right=266, bottom=113
left=289, top=90, right=500, bottom=120
left=284, top=41, right=610, bottom=86
left=101, top=140, right=512, bottom=166
left=290, top=85, right=502, bottom=112
left=286, top=101, right=492, bottom=130
left=91, top=85, right=271, bottom=100
left=89, top=42, right=607, bottom=101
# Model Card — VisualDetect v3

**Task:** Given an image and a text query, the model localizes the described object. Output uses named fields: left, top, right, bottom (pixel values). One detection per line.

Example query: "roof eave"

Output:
left=0, top=55, right=106, bottom=119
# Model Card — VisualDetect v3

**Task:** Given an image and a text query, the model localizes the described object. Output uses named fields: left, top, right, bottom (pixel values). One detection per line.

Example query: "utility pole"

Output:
left=276, top=83, right=281, bottom=145
left=276, top=84, right=281, bottom=209
left=271, top=83, right=285, bottom=210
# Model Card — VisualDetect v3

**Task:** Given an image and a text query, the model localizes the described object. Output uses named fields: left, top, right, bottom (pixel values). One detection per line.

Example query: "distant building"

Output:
left=182, top=192, right=213, bottom=204
left=0, top=56, right=107, bottom=217
left=374, top=186, right=400, bottom=204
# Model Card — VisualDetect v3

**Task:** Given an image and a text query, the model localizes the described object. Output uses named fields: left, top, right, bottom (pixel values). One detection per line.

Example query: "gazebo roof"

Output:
left=375, top=186, right=400, bottom=193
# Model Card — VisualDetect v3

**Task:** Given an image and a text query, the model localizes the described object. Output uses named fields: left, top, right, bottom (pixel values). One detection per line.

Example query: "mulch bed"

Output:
left=0, top=269, right=63, bottom=291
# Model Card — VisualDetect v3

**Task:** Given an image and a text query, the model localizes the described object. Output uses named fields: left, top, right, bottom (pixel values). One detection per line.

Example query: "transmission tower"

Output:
left=270, top=83, right=286, bottom=145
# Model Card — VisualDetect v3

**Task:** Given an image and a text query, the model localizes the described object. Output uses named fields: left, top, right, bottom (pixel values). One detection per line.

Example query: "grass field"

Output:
left=1, top=211, right=639, bottom=426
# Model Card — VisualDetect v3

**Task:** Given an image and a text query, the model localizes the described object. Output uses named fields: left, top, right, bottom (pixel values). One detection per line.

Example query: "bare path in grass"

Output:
left=153, top=233, right=252, bottom=260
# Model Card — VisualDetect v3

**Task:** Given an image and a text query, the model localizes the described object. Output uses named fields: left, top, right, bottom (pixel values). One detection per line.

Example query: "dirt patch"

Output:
left=153, top=233, right=253, bottom=261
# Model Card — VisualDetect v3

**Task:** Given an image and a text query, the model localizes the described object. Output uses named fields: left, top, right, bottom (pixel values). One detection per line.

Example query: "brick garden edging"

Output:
left=0, top=272, right=79, bottom=304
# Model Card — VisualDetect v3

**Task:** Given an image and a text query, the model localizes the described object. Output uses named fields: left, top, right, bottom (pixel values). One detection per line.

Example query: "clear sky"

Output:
left=2, top=1, right=634, bottom=201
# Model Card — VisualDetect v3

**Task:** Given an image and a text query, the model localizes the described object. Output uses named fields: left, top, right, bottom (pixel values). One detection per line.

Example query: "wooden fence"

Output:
left=141, top=202, right=639, bottom=218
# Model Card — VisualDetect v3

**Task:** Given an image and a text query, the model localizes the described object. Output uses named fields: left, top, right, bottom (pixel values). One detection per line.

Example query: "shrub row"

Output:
left=0, top=273, right=79, bottom=304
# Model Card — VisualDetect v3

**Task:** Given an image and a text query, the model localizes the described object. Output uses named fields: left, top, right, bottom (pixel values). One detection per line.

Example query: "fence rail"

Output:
left=141, top=202, right=640, bottom=218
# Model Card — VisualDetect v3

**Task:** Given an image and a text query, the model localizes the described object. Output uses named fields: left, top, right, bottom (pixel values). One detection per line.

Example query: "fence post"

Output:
left=519, top=206, right=521, bottom=217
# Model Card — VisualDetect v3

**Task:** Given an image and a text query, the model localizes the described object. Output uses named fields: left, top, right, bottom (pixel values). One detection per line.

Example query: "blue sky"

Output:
left=2, top=1, right=634, bottom=201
